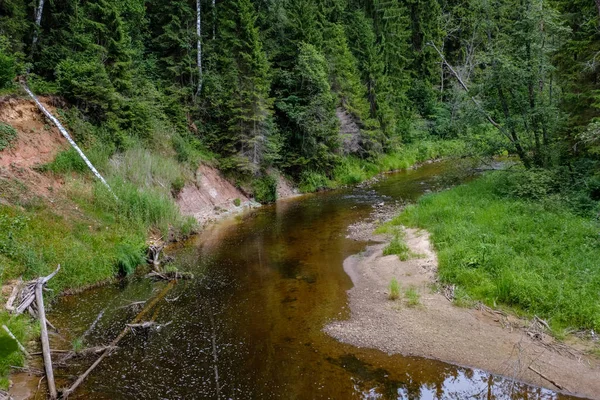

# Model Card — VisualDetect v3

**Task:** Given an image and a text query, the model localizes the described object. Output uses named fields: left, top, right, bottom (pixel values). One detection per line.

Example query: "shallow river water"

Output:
left=48, top=162, right=581, bottom=399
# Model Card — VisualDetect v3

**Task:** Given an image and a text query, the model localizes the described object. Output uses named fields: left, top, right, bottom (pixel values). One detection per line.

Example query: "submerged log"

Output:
left=61, top=281, right=175, bottom=399
left=146, top=270, right=193, bottom=281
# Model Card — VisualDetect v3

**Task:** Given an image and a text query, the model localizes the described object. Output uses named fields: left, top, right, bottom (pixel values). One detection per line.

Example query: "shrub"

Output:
left=388, top=278, right=401, bottom=300
left=299, top=170, right=331, bottom=193
left=253, top=175, right=277, bottom=204
left=0, top=122, right=17, bottom=151
left=233, top=198, right=241, bottom=207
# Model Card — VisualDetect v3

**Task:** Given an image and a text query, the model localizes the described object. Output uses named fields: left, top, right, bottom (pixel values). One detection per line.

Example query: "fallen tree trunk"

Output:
left=36, top=277, right=56, bottom=399
left=61, top=281, right=175, bottom=399
left=21, top=82, right=116, bottom=199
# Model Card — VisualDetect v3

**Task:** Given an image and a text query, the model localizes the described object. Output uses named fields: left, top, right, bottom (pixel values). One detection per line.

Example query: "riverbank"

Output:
left=325, top=227, right=600, bottom=399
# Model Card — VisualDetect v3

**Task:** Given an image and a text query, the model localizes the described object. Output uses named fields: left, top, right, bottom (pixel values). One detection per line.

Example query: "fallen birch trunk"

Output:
left=21, top=82, right=116, bottom=199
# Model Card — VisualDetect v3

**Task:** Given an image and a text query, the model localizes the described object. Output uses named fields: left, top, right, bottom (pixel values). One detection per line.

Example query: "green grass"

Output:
left=0, top=312, right=38, bottom=389
left=391, top=172, right=600, bottom=332
left=404, top=286, right=421, bottom=307
left=383, top=232, right=415, bottom=261
left=299, top=139, right=468, bottom=193
left=388, top=278, right=401, bottom=300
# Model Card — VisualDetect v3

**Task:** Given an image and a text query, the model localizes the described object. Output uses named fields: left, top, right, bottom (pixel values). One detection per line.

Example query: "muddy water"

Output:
left=48, top=162, right=581, bottom=399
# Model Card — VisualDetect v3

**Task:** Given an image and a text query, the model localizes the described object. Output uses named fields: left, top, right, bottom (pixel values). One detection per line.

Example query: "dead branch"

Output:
left=61, top=281, right=175, bottom=399
left=127, top=321, right=172, bottom=332
left=147, top=245, right=165, bottom=270
left=4, top=279, right=21, bottom=312
left=146, top=271, right=193, bottom=281
left=81, top=309, right=105, bottom=340
left=528, top=366, right=565, bottom=391
left=427, top=42, right=515, bottom=145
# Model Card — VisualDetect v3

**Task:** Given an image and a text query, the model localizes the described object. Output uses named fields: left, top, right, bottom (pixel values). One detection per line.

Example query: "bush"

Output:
left=494, top=168, right=556, bottom=200
left=233, top=198, right=241, bottom=207
left=0, top=122, right=17, bottom=151
left=253, top=175, right=277, bottom=204
left=299, top=170, right=331, bottom=193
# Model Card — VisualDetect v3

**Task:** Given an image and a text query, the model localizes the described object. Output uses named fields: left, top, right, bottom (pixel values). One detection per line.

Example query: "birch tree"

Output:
left=196, top=0, right=203, bottom=96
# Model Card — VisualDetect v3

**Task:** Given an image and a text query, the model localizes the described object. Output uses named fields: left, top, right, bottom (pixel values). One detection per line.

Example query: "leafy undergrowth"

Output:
left=391, top=172, right=600, bottom=333
left=0, top=313, right=38, bottom=389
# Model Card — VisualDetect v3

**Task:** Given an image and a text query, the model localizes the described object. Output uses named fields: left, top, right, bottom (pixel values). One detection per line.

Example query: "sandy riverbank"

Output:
left=325, top=227, right=600, bottom=399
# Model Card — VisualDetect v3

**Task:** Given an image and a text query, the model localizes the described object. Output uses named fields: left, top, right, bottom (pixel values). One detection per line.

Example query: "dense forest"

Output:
left=1, top=0, right=599, bottom=194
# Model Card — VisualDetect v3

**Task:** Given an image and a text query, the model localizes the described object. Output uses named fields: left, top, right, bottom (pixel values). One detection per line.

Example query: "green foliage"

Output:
left=171, top=176, right=185, bottom=197
left=0, top=312, right=36, bottom=390
left=0, top=49, right=15, bottom=89
left=115, top=242, right=145, bottom=275
left=298, top=170, right=332, bottom=193
left=0, top=122, right=17, bottom=151
left=253, top=175, right=277, bottom=204
left=396, top=173, right=600, bottom=331
left=40, top=148, right=88, bottom=174
left=233, top=198, right=241, bottom=207
left=404, top=286, right=421, bottom=307
left=383, top=233, right=413, bottom=261
left=388, top=278, right=401, bottom=300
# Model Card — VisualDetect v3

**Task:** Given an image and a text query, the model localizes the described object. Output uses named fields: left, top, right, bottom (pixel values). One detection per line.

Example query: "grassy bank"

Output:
left=298, top=139, right=469, bottom=192
left=387, top=171, right=600, bottom=332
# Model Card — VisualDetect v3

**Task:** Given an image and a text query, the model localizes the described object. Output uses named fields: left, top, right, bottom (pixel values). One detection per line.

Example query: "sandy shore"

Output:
left=325, top=227, right=600, bottom=399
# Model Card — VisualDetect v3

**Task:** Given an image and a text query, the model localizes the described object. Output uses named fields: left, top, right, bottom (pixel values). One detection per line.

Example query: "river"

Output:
left=46, top=161, right=579, bottom=399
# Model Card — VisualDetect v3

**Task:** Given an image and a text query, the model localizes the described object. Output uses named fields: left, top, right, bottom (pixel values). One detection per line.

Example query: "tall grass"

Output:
left=393, top=172, right=600, bottom=331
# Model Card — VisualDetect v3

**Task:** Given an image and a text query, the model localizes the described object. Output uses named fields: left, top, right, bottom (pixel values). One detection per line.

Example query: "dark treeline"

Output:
left=1, top=0, right=600, bottom=186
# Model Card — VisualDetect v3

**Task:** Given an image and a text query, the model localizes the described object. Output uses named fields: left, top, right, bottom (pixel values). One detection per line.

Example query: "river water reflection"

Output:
left=50, top=162, right=583, bottom=399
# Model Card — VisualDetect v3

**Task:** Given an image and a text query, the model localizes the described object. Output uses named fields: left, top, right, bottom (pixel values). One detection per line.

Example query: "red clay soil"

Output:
left=0, top=96, right=69, bottom=202
left=177, top=164, right=254, bottom=225
left=0, top=96, right=68, bottom=168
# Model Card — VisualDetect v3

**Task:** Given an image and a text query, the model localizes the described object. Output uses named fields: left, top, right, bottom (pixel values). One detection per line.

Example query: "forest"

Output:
left=0, top=0, right=598, bottom=194
left=2, top=1, right=600, bottom=397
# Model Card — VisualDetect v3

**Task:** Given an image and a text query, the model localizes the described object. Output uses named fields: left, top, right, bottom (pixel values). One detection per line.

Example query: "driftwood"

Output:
left=127, top=321, right=172, bottom=333
left=4, top=279, right=21, bottom=312
left=147, top=245, right=165, bottom=270
left=61, top=281, right=175, bottom=399
left=2, top=325, right=29, bottom=357
left=146, top=271, right=193, bottom=281
left=57, top=346, right=118, bottom=365
left=528, top=366, right=565, bottom=391
left=36, top=269, right=58, bottom=400
left=0, top=389, right=13, bottom=400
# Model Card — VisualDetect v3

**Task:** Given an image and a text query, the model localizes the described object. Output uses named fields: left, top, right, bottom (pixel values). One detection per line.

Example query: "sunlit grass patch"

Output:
left=394, top=172, right=600, bottom=332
